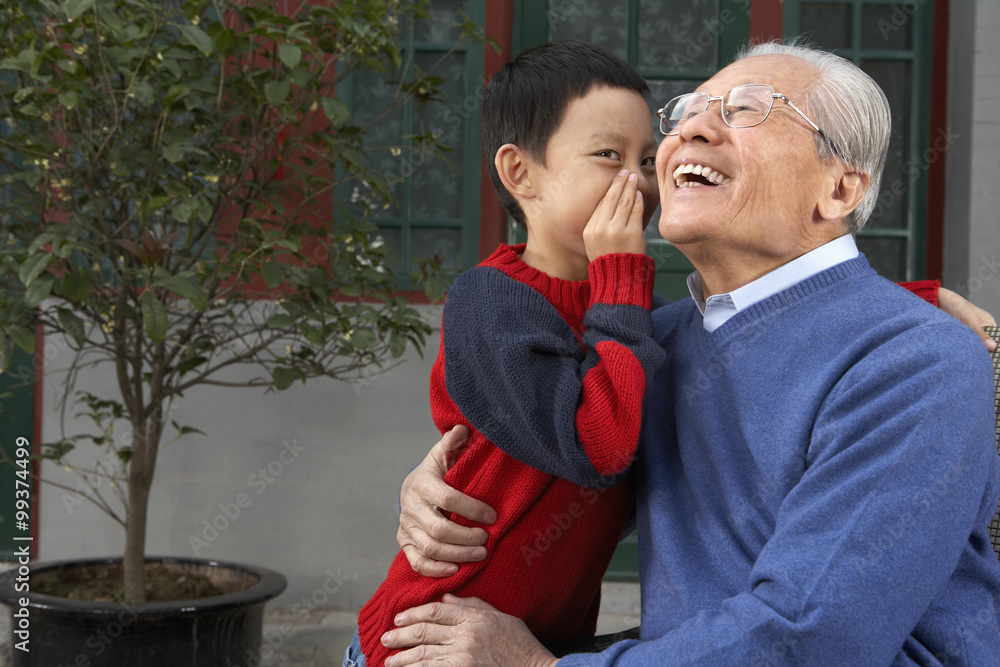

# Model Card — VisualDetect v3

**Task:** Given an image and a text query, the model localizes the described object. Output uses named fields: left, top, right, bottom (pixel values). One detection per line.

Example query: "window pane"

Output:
left=416, top=0, right=467, bottom=43
left=862, top=59, right=911, bottom=229
left=548, top=0, right=628, bottom=60
left=411, top=228, right=463, bottom=272
left=857, top=236, right=907, bottom=282
left=800, top=3, right=852, bottom=51
left=411, top=52, right=466, bottom=221
left=351, top=67, right=404, bottom=218
left=862, top=5, right=913, bottom=51
left=638, top=0, right=719, bottom=71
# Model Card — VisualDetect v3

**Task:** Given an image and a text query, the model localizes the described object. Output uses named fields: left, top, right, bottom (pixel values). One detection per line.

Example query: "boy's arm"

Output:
left=444, top=170, right=663, bottom=488
left=442, top=256, right=663, bottom=488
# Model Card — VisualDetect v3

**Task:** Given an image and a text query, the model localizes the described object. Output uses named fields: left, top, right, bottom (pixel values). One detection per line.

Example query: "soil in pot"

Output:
left=32, top=562, right=226, bottom=602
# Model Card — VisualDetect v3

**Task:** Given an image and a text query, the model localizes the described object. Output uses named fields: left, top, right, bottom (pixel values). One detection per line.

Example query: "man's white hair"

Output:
left=735, top=42, right=891, bottom=233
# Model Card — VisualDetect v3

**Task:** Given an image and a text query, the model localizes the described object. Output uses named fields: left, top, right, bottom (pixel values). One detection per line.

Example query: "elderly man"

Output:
left=380, top=43, right=1000, bottom=666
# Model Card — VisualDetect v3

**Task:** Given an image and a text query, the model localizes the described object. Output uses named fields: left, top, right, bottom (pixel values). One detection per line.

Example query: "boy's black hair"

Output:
left=482, top=40, right=650, bottom=226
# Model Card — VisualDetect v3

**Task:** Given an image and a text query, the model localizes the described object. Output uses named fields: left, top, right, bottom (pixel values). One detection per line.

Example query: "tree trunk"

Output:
left=123, top=429, right=152, bottom=603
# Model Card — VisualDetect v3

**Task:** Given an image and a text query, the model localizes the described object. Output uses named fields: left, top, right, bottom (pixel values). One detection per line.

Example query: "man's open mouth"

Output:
left=673, top=163, right=732, bottom=188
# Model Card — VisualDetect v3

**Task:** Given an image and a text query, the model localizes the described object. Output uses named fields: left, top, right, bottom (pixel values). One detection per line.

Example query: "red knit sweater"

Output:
left=357, top=245, right=662, bottom=666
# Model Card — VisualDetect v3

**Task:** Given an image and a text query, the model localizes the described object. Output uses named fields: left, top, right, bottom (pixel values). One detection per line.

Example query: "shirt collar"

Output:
left=686, top=234, right=860, bottom=332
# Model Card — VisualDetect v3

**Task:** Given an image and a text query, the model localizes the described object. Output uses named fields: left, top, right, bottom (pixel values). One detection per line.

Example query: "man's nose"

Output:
left=678, top=103, right=725, bottom=144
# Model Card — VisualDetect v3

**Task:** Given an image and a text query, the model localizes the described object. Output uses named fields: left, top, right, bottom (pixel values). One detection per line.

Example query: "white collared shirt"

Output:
left=686, top=234, right=860, bottom=332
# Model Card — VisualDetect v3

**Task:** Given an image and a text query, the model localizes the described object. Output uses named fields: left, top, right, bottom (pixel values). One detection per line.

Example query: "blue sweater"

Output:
left=560, top=255, right=1000, bottom=666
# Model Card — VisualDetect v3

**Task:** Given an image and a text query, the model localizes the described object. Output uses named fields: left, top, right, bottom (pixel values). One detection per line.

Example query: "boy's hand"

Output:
left=938, top=287, right=998, bottom=351
left=583, top=169, right=647, bottom=261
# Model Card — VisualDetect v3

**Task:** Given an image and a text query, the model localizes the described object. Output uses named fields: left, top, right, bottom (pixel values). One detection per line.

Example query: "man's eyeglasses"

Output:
left=656, top=84, right=831, bottom=148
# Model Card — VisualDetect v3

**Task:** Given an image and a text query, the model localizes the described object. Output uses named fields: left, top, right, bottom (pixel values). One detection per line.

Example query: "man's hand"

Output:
left=398, top=425, right=498, bottom=577
left=382, top=594, right=560, bottom=667
left=938, top=287, right=998, bottom=351
left=582, top=169, right=647, bottom=261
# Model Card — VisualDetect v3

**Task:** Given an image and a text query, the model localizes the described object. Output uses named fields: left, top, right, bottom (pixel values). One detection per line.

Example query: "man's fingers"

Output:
left=431, top=425, right=471, bottom=471
left=441, top=594, right=496, bottom=611
left=979, top=329, right=998, bottom=352
left=400, top=544, right=460, bottom=578
left=390, top=601, right=464, bottom=631
left=432, top=486, right=497, bottom=526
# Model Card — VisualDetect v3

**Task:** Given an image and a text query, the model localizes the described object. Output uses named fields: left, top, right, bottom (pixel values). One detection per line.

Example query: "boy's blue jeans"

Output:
left=343, top=628, right=367, bottom=667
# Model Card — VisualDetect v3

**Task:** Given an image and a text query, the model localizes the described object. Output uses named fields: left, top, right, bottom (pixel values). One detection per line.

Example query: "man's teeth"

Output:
left=672, top=163, right=732, bottom=187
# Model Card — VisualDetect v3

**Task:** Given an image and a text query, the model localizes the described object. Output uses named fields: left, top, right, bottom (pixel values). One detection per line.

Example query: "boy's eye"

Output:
left=596, top=150, right=621, bottom=160
left=641, top=156, right=656, bottom=168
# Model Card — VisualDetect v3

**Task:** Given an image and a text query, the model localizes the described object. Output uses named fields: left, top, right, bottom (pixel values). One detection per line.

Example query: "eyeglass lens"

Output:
left=660, top=84, right=776, bottom=134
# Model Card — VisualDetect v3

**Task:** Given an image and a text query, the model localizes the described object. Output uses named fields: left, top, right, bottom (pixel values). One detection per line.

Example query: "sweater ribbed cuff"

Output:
left=900, top=279, right=940, bottom=307
left=588, top=253, right=656, bottom=309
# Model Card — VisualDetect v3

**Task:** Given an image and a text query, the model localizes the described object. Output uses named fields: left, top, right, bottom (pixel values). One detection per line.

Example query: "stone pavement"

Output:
left=0, top=583, right=640, bottom=666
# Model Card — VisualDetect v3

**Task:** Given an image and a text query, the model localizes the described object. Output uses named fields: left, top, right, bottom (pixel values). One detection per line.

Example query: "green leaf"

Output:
left=424, top=275, right=447, bottom=302
left=140, top=291, right=168, bottom=343
left=262, top=262, right=282, bottom=289
left=163, top=144, right=185, bottom=163
left=174, top=424, right=207, bottom=437
left=352, top=327, right=376, bottom=350
left=58, top=90, right=79, bottom=109
left=320, top=97, right=350, bottom=129
left=178, top=24, right=214, bottom=57
left=265, top=79, right=291, bottom=106
left=5, top=324, right=35, bottom=354
left=389, top=331, right=406, bottom=358
left=18, top=253, right=55, bottom=287
left=24, top=275, right=54, bottom=308
left=173, top=200, right=193, bottom=222
left=62, top=272, right=92, bottom=302
left=57, top=307, right=86, bottom=346
left=278, top=43, right=302, bottom=69
left=155, top=274, right=207, bottom=312
left=272, top=366, right=295, bottom=390
left=177, top=355, right=208, bottom=375
left=65, top=0, right=97, bottom=20
left=268, top=313, right=293, bottom=328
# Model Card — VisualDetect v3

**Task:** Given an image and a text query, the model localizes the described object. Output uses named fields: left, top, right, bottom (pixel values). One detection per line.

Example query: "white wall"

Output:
left=36, top=306, right=444, bottom=609
left=945, top=0, right=1000, bottom=316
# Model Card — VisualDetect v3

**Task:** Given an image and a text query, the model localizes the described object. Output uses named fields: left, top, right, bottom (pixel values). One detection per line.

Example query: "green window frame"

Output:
left=337, top=1, right=486, bottom=286
left=786, top=0, right=934, bottom=281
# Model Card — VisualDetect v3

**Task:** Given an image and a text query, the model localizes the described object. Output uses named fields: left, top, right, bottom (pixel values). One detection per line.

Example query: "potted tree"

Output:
left=0, top=0, right=485, bottom=664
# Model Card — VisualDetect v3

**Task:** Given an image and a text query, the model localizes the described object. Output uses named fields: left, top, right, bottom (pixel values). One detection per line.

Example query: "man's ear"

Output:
left=817, top=170, right=869, bottom=222
left=495, top=143, right=535, bottom=200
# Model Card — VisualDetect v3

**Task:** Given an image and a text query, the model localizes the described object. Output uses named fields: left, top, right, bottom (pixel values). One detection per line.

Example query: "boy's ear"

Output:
left=816, top=170, right=869, bottom=223
left=495, top=143, right=535, bottom=199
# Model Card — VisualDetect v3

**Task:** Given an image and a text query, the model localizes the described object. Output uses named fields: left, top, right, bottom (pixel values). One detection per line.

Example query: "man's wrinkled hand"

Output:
left=398, top=425, right=498, bottom=577
left=382, top=594, right=560, bottom=667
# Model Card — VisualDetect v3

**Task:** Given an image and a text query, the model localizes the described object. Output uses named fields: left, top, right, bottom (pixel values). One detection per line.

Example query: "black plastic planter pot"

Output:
left=0, top=556, right=287, bottom=667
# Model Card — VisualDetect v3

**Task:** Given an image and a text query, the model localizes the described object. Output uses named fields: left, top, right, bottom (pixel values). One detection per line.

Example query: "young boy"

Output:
left=347, top=40, right=665, bottom=667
